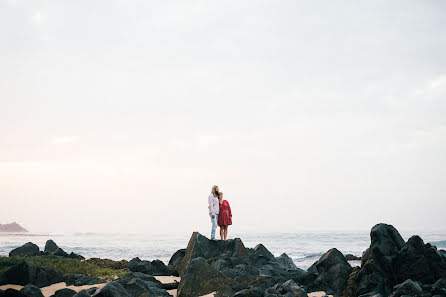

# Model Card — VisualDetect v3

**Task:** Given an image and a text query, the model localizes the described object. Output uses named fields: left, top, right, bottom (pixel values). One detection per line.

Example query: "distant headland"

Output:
left=0, top=222, right=28, bottom=232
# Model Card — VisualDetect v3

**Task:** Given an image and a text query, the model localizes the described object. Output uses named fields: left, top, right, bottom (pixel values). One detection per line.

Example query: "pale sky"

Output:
left=1, top=0, right=445, bottom=235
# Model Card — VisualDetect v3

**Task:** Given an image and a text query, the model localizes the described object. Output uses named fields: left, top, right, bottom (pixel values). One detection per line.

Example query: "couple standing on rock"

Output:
left=208, top=185, right=232, bottom=240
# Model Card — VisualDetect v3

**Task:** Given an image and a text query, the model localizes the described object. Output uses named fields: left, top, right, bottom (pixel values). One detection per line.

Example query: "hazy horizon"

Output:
left=1, top=1, right=445, bottom=235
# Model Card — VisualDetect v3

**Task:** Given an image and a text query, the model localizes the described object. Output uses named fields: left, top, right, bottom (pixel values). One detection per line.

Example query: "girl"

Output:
left=208, top=185, right=219, bottom=240
left=217, top=192, right=232, bottom=240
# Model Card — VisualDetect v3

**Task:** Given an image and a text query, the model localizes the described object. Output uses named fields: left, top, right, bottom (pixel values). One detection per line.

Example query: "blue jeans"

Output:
left=209, top=213, right=218, bottom=239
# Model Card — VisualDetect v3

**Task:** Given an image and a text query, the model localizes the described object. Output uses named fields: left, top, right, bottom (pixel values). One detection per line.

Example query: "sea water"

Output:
left=1, top=231, right=445, bottom=270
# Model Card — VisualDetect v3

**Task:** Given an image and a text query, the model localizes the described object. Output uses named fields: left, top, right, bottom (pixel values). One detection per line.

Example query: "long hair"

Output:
left=211, top=185, right=219, bottom=198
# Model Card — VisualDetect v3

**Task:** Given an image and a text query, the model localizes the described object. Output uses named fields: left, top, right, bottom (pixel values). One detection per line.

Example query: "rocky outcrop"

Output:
left=126, top=257, right=175, bottom=276
left=116, top=272, right=171, bottom=297
left=179, top=232, right=247, bottom=275
left=65, top=274, right=105, bottom=286
left=276, top=253, right=298, bottom=270
left=263, top=279, right=308, bottom=297
left=389, top=279, right=423, bottom=297
left=178, top=257, right=232, bottom=297
left=20, top=284, right=44, bottom=297
left=50, top=288, right=77, bottom=297
left=168, top=248, right=186, bottom=270
left=43, top=240, right=84, bottom=260
left=9, top=242, right=40, bottom=257
left=306, top=248, right=352, bottom=296
left=86, top=258, right=127, bottom=269
left=0, top=288, right=27, bottom=297
left=0, top=222, right=28, bottom=233
left=93, top=281, right=130, bottom=297
left=1, top=262, right=64, bottom=287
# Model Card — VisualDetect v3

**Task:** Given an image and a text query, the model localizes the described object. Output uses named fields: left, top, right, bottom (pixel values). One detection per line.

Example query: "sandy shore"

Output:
left=1, top=278, right=332, bottom=297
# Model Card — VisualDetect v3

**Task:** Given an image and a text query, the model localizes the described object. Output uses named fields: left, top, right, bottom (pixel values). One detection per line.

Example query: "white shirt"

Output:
left=208, top=194, right=219, bottom=215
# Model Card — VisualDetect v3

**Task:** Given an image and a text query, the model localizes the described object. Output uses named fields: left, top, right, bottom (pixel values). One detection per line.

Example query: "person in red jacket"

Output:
left=217, top=192, right=232, bottom=240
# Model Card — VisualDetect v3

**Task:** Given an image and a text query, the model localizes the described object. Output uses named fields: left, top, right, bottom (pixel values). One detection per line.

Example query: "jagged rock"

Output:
left=116, top=272, right=162, bottom=288
left=86, top=287, right=98, bottom=295
left=177, top=257, right=232, bottom=297
left=126, top=258, right=174, bottom=276
left=3, top=262, right=64, bottom=287
left=0, top=288, right=28, bottom=297
left=51, top=288, right=77, bottom=297
left=357, top=292, right=383, bottom=297
left=65, top=274, right=104, bottom=286
left=126, top=257, right=141, bottom=271
left=307, top=248, right=352, bottom=296
left=178, top=232, right=247, bottom=275
left=68, top=252, right=84, bottom=260
left=394, top=235, right=446, bottom=284
left=345, top=254, right=361, bottom=261
left=86, top=258, right=127, bottom=270
left=9, top=242, right=40, bottom=257
left=20, top=284, right=44, bottom=297
left=431, top=278, right=446, bottom=295
left=355, top=223, right=406, bottom=297
left=390, top=279, right=423, bottom=297
left=264, top=279, right=308, bottom=297
left=342, top=266, right=360, bottom=297
left=116, top=273, right=171, bottom=297
left=276, top=253, right=298, bottom=270
left=93, top=281, right=130, bottom=297
left=44, top=240, right=59, bottom=254
left=169, top=249, right=186, bottom=269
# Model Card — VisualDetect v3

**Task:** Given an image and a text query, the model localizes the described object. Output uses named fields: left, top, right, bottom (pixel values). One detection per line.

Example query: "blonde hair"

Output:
left=211, top=185, right=219, bottom=198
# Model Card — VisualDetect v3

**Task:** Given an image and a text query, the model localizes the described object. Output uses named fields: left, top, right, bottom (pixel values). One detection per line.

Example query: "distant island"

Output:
left=0, top=222, right=28, bottom=232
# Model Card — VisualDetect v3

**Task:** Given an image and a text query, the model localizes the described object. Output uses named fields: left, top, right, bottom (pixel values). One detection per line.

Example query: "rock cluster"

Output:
left=8, top=240, right=84, bottom=260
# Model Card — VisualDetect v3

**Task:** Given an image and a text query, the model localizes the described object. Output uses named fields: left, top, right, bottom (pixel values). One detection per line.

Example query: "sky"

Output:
left=1, top=0, right=445, bottom=235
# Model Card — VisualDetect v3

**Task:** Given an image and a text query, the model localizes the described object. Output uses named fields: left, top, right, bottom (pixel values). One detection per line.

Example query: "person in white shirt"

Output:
left=208, top=185, right=220, bottom=240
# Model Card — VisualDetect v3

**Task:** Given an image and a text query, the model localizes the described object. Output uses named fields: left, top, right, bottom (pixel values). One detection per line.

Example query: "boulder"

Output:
left=93, top=281, right=131, bottom=297
left=65, top=274, right=104, bottom=286
left=126, top=258, right=174, bottom=276
left=68, top=252, right=84, bottom=260
left=0, top=289, right=28, bottom=297
left=431, top=278, right=446, bottom=296
left=9, top=242, right=40, bottom=257
left=20, top=284, right=44, bottom=297
left=345, top=254, right=361, bottom=261
left=341, top=266, right=360, bottom=297
left=51, top=288, right=77, bottom=297
left=126, top=258, right=141, bottom=271
left=307, top=248, right=352, bottom=296
left=355, top=223, right=405, bottom=297
left=86, top=287, right=98, bottom=295
left=394, top=235, right=446, bottom=284
left=389, top=279, right=423, bottom=297
left=116, top=272, right=163, bottom=288
left=3, top=261, right=64, bottom=287
left=177, top=257, right=232, bottom=297
left=357, top=292, right=383, bottom=297
left=264, top=279, right=308, bottom=297
left=178, top=232, right=246, bottom=275
left=85, top=258, right=127, bottom=270
left=168, top=249, right=186, bottom=269
left=117, top=277, right=171, bottom=297
left=44, top=240, right=59, bottom=254
left=276, top=253, right=298, bottom=271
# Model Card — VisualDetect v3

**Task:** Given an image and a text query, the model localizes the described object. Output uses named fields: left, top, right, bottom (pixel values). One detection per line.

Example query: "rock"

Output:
left=355, top=223, right=406, bottom=297
left=390, top=279, right=423, bottom=297
left=394, top=235, right=446, bottom=284
left=431, top=278, right=446, bottom=295
left=276, top=253, right=298, bottom=270
left=169, top=249, right=186, bottom=269
left=93, top=281, right=130, bottom=297
left=20, top=284, right=44, bottom=297
left=68, top=252, right=85, bottom=260
left=345, top=254, right=361, bottom=261
left=72, top=291, right=91, bottom=297
left=178, top=232, right=247, bottom=275
left=282, top=279, right=308, bottom=297
left=3, top=261, right=64, bottom=287
left=115, top=272, right=171, bottom=297
left=86, top=287, right=98, bottom=295
left=341, top=266, right=360, bottom=297
left=357, top=292, right=383, bottom=297
left=253, top=244, right=275, bottom=260
left=44, top=240, right=59, bottom=254
left=65, top=274, right=105, bottom=286
left=9, top=242, right=40, bottom=257
left=51, top=288, right=77, bottom=297
left=126, top=258, right=141, bottom=271
left=0, top=289, right=28, bottom=297
left=126, top=258, right=174, bottom=276
left=177, top=257, right=232, bottom=297
left=307, top=248, right=352, bottom=296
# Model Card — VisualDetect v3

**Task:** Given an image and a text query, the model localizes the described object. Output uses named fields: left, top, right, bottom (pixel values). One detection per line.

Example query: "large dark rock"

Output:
left=93, top=281, right=130, bottom=297
left=276, top=253, right=298, bottom=271
left=67, top=252, right=84, bottom=260
left=177, top=257, right=232, bottom=297
left=355, top=223, right=405, bottom=297
left=389, top=279, right=423, bottom=297
left=20, top=284, right=44, bottom=297
left=51, top=288, right=77, bottom=297
left=394, top=235, right=446, bottom=284
left=126, top=258, right=174, bottom=276
left=9, top=243, right=40, bottom=257
left=116, top=272, right=163, bottom=288
left=44, top=240, right=59, bottom=254
left=72, top=291, right=91, bottom=297
left=307, top=248, right=352, bottom=296
left=264, top=279, right=308, bottom=297
left=169, top=249, right=186, bottom=270
left=3, top=262, right=64, bottom=287
left=0, top=288, right=28, bottom=297
left=65, top=274, right=104, bottom=286
left=178, top=232, right=247, bottom=275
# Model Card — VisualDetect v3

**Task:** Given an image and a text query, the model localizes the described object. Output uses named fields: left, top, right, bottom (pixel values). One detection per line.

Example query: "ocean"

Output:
left=1, top=231, right=445, bottom=270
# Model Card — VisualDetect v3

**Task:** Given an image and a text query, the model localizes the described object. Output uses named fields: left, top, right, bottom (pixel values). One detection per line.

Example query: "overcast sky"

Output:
left=1, top=0, right=445, bottom=235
